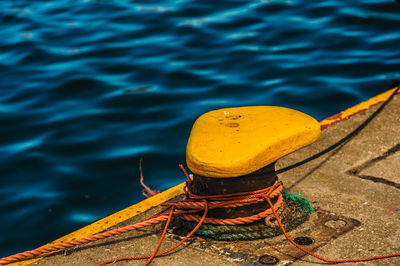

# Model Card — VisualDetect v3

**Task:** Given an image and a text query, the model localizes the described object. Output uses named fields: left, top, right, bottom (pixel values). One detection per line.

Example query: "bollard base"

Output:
left=173, top=191, right=311, bottom=241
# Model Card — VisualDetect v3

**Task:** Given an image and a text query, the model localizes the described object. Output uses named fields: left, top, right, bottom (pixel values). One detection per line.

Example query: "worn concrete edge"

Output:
left=11, top=86, right=399, bottom=266
left=319, top=87, right=400, bottom=129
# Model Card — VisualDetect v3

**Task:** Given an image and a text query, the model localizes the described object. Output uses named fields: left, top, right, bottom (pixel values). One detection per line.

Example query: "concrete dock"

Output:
left=10, top=88, right=400, bottom=265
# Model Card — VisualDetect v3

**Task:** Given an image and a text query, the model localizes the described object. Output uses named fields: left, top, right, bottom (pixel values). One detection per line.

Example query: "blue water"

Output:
left=1, top=0, right=399, bottom=256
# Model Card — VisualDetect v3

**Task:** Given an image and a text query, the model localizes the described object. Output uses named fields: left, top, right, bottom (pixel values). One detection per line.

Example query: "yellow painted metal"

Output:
left=8, top=182, right=185, bottom=266
left=186, top=106, right=321, bottom=178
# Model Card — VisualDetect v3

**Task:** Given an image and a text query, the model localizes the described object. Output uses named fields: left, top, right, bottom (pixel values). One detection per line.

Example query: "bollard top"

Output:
left=186, top=106, right=321, bottom=178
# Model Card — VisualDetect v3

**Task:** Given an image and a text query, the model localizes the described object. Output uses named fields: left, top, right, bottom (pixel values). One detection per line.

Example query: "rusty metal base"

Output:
left=168, top=209, right=360, bottom=265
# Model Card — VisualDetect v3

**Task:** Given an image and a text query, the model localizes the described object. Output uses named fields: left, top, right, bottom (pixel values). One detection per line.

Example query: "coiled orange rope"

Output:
left=96, top=165, right=284, bottom=266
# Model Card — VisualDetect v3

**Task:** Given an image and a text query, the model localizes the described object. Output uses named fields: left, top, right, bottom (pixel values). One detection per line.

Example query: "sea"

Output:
left=1, top=0, right=399, bottom=257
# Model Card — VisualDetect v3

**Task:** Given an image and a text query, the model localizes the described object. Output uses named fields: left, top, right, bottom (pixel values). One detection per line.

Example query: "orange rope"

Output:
left=139, top=157, right=159, bottom=198
left=96, top=200, right=209, bottom=266
left=144, top=206, right=174, bottom=266
left=0, top=214, right=170, bottom=265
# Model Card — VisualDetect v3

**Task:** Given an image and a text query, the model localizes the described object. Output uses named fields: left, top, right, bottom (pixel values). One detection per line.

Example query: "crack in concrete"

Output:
left=347, top=143, right=400, bottom=189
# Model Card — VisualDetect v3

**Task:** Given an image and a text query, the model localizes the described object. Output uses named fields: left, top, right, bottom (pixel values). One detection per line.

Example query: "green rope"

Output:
left=283, top=190, right=313, bottom=214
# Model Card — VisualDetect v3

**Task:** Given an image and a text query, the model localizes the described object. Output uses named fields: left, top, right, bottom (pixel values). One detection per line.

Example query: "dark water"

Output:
left=1, top=0, right=400, bottom=256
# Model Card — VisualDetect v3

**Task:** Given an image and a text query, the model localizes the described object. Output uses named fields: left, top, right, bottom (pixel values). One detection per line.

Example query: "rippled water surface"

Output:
left=1, top=0, right=400, bottom=256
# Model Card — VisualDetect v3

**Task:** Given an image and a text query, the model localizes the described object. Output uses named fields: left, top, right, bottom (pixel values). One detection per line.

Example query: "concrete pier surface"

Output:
left=12, top=89, right=400, bottom=265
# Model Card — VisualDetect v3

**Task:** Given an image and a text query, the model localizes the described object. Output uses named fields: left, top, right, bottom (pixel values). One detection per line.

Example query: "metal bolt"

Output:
left=293, top=236, right=314, bottom=245
left=259, top=254, right=279, bottom=265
